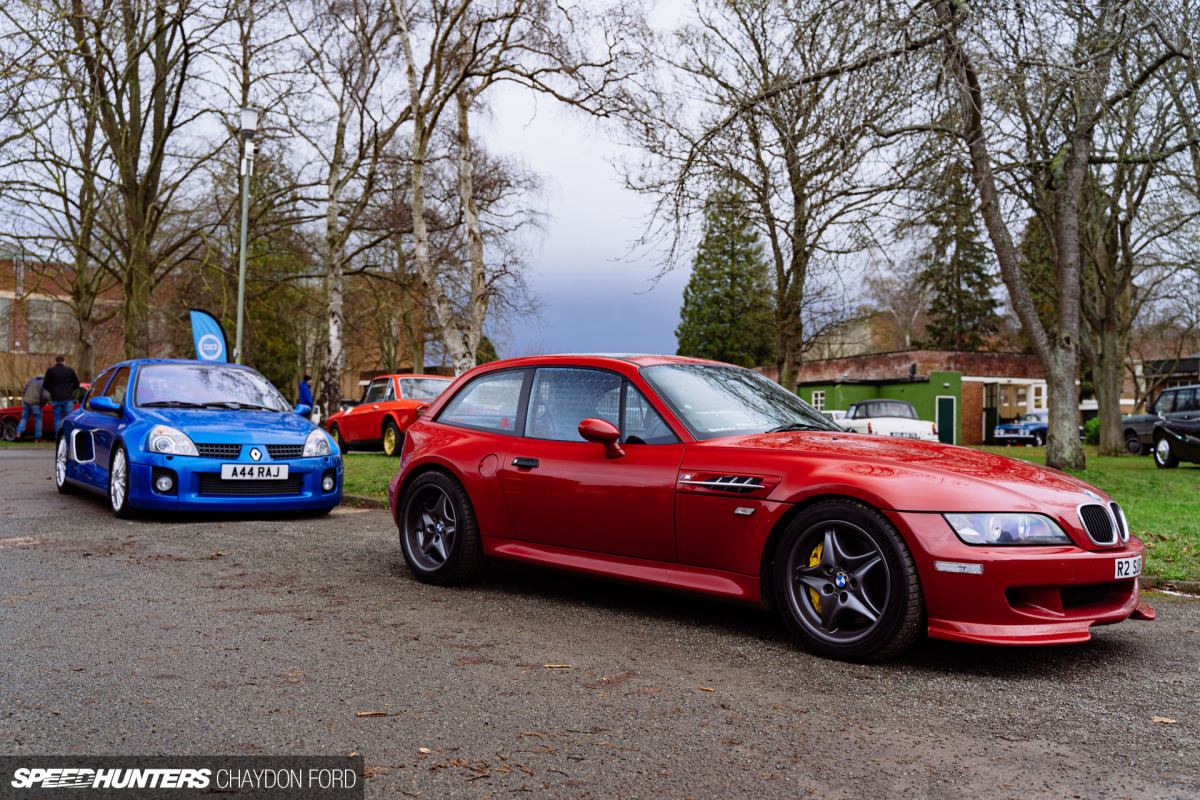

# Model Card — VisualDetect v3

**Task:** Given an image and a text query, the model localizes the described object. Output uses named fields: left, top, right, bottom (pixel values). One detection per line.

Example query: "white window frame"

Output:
left=811, top=390, right=825, bottom=411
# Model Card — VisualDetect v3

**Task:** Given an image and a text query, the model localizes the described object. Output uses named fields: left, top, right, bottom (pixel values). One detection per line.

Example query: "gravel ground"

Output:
left=1, top=447, right=1197, bottom=799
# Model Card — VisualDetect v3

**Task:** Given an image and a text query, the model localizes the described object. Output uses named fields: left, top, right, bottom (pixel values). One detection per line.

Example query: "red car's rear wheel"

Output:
left=399, top=471, right=484, bottom=585
left=774, top=499, right=923, bottom=661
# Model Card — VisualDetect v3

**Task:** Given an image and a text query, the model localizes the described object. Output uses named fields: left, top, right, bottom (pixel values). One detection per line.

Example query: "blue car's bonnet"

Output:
left=139, top=407, right=318, bottom=442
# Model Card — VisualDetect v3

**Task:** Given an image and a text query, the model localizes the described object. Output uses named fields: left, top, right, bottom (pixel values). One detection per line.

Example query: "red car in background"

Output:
left=1, top=384, right=88, bottom=441
left=386, top=354, right=1154, bottom=662
left=325, top=374, right=453, bottom=456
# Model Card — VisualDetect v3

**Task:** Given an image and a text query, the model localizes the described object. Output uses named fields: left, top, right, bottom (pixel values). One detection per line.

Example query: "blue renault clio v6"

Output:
left=55, top=359, right=342, bottom=516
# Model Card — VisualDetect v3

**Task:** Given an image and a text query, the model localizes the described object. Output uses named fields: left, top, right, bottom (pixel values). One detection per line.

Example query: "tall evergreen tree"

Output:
left=676, top=190, right=775, bottom=367
left=919, top=163, right=1001, bottom=351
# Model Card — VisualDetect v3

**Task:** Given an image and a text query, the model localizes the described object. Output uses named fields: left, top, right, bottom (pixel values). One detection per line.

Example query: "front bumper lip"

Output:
left=128, top=452, right=343, bottom=510
left=891, top=510, right=1149, bottom=646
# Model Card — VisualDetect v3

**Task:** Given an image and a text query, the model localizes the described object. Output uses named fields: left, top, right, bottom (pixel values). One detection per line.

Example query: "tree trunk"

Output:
left=1094, top=323, right=1125, bottom=456
left=122, top=241, right=152, bottom=358
left=455, top=85, right=487, bottom=375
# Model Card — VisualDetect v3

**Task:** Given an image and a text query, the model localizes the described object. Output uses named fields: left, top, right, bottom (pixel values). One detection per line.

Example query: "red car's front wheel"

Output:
left=774, top=499, right=923, bottom=662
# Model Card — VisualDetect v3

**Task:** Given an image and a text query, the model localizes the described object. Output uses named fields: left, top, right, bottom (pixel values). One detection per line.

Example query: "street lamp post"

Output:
left=235, top=106, right=259, bottom=364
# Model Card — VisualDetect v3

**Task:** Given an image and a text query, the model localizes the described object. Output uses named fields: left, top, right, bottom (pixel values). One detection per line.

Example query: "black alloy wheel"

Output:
left=1, top=417, right=16, bottom=442
left=1033, top=431, right=1045, bottom=447
left=399, top=471, right=484, bottom=585
left=774, top=499, right=923, bottom=661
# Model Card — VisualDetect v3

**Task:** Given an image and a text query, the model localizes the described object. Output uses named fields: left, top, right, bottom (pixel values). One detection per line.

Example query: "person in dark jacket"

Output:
left=298, top=375, right=314, bottom=411
left=43, top=355, right=81, bottom=439
left=16, top=374, right=48, bottom=441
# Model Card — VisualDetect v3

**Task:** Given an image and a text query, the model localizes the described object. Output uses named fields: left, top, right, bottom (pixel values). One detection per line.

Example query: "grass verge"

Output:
left=342, top=452, right=399, bottom=500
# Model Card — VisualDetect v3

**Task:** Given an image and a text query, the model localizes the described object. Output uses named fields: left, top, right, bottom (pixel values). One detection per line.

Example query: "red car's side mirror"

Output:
left=415, top=403, right=430, bottom=418
left=578, top=418, right=625, bottom=459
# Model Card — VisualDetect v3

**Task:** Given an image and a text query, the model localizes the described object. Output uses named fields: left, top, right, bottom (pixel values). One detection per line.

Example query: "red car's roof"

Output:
left=484, top=353, right=733, bottom=369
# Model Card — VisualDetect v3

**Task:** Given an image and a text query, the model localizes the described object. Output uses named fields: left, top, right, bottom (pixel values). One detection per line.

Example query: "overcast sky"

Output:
left=483, top=69, right=691, bottom=359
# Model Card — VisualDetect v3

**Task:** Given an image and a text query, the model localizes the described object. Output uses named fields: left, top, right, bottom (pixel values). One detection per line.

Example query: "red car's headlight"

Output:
left=943, top=513, right=1072, bottom=545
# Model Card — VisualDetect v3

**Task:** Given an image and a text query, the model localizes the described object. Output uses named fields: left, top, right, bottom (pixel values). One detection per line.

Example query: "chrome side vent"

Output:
left=678, top=475, right=764, bottom=494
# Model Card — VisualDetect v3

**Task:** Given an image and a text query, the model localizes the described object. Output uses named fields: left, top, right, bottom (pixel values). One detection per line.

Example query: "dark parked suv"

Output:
left=1123, top=385, right=1200, bottom=455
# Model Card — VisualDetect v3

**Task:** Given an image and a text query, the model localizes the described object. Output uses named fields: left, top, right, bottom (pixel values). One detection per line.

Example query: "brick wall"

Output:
left=961, top=382, right=985, bottom=445
left=795, top=349, right=1043, bottom=385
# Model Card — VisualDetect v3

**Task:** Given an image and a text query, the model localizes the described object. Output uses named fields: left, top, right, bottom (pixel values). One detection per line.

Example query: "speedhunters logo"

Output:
left=0, top=756, right=362, bottom=798
left=11, top=768, right=210, bottom=789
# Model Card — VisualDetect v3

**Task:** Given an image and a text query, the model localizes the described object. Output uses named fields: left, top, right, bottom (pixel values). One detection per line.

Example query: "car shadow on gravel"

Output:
left=61, top=487, right=336, bottom=523
left=386, top=556, right=1146, bottom=673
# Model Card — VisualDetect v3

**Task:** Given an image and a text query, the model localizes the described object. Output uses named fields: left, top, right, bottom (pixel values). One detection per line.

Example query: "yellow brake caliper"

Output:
left=808, top=543, right=823, bottom=614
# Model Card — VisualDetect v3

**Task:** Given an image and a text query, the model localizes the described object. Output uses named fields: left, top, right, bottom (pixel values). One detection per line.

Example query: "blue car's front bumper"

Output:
left=128, top=451, right=343, bottom=512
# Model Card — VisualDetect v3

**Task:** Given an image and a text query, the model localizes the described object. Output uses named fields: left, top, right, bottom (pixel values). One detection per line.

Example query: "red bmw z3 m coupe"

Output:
left=386, top=354, right=1154, bottom=661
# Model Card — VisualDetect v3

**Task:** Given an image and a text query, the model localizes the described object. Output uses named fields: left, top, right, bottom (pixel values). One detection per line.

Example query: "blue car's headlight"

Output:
left=146, top=425, right=199, bottom=456
left=303, top=429, right=332, bottom=457
left=944, top=513, right=1072, bottom=545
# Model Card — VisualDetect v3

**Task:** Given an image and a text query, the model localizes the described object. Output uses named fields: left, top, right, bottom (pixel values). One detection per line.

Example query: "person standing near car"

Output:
left=298, top=374, right=314, bottom=419
left=43, top=355, right=81, bottom=439
left=15, top=374, right=48, bottom=441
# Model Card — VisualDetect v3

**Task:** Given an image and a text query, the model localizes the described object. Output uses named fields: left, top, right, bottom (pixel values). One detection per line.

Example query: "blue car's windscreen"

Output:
left=135, top=364, right=290, bottom=411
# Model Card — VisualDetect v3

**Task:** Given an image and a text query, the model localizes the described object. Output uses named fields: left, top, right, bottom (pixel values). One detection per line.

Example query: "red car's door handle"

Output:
left=512, top=457, right=539, bottom=469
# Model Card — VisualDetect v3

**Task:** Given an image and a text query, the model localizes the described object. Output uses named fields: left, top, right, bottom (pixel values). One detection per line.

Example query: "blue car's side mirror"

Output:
left=89, top=396, right=120, bottom=414
left=294, top=404, right=312, bottom=417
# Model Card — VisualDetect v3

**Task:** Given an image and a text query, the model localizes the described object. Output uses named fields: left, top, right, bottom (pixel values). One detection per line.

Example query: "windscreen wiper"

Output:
left=766, top=422, right=827, bottom=433
left=139, top=401, right=207, bottom=408
left=201, top=401, right=277, bottom=411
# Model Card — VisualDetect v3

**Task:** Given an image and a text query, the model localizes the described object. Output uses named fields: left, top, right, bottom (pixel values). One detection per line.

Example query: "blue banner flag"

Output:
left=189, top=308, right=229, bottom=362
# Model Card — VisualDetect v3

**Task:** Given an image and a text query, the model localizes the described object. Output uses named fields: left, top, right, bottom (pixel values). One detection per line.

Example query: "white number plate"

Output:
left=1114, top=555, right=1142, bottom=579
left=889, top=432, right=920, bottom=439
left=221, top=463, right=289, bottom=480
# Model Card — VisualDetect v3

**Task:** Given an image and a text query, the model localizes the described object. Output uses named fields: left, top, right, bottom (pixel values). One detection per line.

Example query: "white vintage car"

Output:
left=843, top=399, right=938, bottom=441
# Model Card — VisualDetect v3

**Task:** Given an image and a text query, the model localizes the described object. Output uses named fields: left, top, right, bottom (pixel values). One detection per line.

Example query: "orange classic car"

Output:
left=325, top=374, right=454, bottom=455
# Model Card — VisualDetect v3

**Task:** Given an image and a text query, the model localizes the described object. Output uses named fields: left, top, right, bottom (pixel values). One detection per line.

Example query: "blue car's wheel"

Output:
left=108, top=444, right=135, bottom=518
left=55, top=436, right=76, bottom=494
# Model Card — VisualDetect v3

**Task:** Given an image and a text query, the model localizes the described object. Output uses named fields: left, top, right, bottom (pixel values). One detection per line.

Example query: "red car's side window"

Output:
left=525, top=368, right=621, bottom=442
left=437, top=370, right=525, bottom=434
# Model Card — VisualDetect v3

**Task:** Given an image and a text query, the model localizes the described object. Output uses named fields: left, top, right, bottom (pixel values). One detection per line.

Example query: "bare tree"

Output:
left=58, top=0, right=228, bottom=357
left=0, top=4, right=121, bottom=378
left=926, top=0, right=1190, bottom=469
left=392, top=0, right=644, bottom=375
left=624, top=0, right=917, bottom=388
left=285, top=0, right=410, bottom=418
